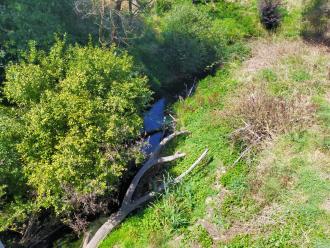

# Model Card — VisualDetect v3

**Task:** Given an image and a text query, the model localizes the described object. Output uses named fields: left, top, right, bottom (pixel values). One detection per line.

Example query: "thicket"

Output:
left=302, top=0, right=330, bottom=45
left=0, top=0, right=96, bottom=86
left=0, top=39, right=152, bottom=244
left=132, top=1, right=259, bottom=94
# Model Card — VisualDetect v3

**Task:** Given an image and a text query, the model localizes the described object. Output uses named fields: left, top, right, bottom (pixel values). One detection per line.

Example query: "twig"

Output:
left=85, top=148, right=208, bottom=248
left=232, top=138, right=261, bottom=167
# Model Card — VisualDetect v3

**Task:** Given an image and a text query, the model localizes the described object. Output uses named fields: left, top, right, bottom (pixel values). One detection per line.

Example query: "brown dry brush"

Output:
left=222, top=87, right=315, bottom=147
left=62, top=186, right=109, bottom=234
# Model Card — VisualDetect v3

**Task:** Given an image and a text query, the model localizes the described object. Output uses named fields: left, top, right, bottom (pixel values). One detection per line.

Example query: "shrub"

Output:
left=0, top=0, right=95, bottom=51
left=222, top=87, right=315, bottom=146
left=159, top=4, right=220, bottom=89
left=0, top=107, right=25, bottom=204
left=0, top=0, right=97, bottom=89
left=259, top=0, right=282, bottom=30
left=137, top=4, right=223, bottom=94
left=302, top=0, right=330, bottom=46
left=1, top=39, right=152, bottom=233
left=154, top=0, right=174, bottom=14
left=134, top=1, right=260, bottom=95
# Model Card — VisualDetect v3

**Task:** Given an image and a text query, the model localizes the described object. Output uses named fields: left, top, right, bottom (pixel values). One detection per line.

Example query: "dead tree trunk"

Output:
left=84, top=131, right=208, bottom=248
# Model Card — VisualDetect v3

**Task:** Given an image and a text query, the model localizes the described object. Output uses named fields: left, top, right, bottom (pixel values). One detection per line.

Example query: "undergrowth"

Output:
left=100, top=0, right=330, bottom=247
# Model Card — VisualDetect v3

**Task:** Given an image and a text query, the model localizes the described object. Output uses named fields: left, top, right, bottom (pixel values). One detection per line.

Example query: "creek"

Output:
left=142, top=98, right=167, bottom=154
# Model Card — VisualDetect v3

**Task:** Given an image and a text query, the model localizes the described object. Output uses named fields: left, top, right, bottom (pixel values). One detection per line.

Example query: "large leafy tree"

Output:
left=1, top=38, right=152, bottom=233
left=0, top=0, right=95, bottom=50
left=0, top=0, right=97, bottom=87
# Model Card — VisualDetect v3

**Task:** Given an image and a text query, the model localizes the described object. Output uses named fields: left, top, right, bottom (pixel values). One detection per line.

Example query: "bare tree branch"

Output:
left=122, top=130, right=190, bottom=207
left=171, top=148, right=208, bottom=184
left=85, top=135, right=208, bottom=248
left=74, top=0, right=152, bottom=45
left=156, top=152, right=186, bottom=164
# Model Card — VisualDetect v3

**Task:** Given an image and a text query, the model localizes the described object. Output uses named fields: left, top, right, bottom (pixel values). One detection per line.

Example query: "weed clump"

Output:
left=223, top=87, right=315, bottom=146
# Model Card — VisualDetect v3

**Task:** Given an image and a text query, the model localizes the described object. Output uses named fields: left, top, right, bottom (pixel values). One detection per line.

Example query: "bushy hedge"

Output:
left=159, top=4, right=223, bottom=91
left=0, top=39, right=152, bottom=233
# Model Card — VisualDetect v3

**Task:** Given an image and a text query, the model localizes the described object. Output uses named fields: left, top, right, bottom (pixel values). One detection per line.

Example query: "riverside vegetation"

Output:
left=0, top=0, right=329, bottom=247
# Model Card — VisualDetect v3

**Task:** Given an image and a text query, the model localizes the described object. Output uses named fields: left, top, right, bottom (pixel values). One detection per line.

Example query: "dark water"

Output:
left=142, top=98, right=166, bottom=154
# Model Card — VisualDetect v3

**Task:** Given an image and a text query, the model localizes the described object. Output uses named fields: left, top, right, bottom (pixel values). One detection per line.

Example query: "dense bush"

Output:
left=0, top=107, right=25, bottom=203
left=0, top=39, right=152, bottom=233
left=132, top=3, right=224, bottom=94
left=132, top=1, right=260, bottom=95
left=158, top=4, right=222, bottom=91
left=302, top=0, right=330, bottom=46
left=0, top=0, right=95, bottom=50
left=259, top=0, right=282, bottom=30
left=0, top=0, right=97, bottom=90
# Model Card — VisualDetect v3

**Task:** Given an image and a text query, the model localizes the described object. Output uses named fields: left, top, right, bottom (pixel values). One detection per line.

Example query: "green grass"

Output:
left=101, top=60, right=244, bottom=248
left=102, top=52, right=329, bottom=248
left=100, top=1, right=330, bottom=247
left=101, top=37, right=330, bottom=246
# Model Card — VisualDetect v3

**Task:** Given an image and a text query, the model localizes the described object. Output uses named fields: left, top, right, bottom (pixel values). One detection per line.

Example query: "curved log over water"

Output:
left=84, top=131, right=208, bottom=248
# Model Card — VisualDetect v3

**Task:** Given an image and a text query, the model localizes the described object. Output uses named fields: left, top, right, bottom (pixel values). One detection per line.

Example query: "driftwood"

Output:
left=84, top=131, right=208, bottom=248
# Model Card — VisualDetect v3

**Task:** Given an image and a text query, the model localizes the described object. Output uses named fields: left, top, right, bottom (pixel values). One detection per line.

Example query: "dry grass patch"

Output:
left=221, top=86, right=315, bottom=147
left=242, top=40, right=303, bottom=74
left=249, top=139, right=297, bottom=204
left=221, top=39, right=329, bottom=148
left=241, top=39, right=330, bottom=85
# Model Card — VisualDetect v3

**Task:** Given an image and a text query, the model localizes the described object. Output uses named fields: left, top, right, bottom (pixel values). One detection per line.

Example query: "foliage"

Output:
left=0, top=0, right=95, bottom=51
left=302, top=0, right=330, bottom=45
left=0, top=107, right=25, bottom=203
left=1, top=39, right=152, bottom=232
left=132, top=1, right=260, bottom=95
left=0, top=0, right=97, bottom=91
left=158, top=4, right=222, bottom=91
left=259, top=0, right=283, bottom=30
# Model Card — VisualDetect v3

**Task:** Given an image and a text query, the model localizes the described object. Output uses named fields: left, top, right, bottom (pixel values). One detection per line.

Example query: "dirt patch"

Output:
left=322, top=198, right=330, bottom=212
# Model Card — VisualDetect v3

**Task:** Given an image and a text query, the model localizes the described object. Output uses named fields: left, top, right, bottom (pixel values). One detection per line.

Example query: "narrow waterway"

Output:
left=142, top=98, right=166, bottom=154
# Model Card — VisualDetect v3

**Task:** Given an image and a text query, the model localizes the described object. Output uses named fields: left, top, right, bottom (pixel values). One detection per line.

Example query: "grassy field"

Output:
left=100, top=1, right=330, bottom=247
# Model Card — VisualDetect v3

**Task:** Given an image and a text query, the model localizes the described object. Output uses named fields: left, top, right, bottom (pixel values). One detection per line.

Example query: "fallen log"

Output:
left=84, top=131, right=208, bottom=248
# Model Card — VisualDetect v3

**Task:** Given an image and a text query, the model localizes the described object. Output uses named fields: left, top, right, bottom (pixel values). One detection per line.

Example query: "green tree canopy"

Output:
left=1, top=39, right=152, bottom=231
